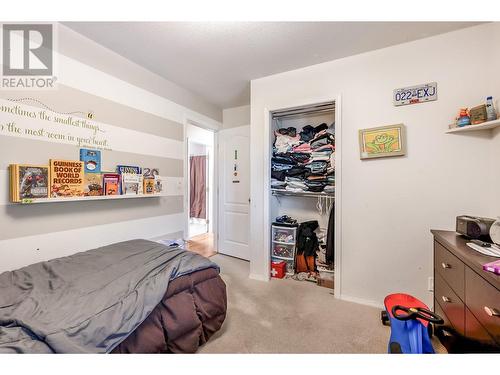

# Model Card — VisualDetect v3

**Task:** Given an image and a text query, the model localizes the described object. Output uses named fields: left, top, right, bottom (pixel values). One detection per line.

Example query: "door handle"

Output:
left=484, top=306, right=500, bottom=317
left=441, top=296, right=451, bottom=303
left=441, top=262, right=451, bottom=269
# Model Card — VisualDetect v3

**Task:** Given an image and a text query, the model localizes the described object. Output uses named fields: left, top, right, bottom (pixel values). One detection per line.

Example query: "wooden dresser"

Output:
left=432, top=230, right=500, bottom=353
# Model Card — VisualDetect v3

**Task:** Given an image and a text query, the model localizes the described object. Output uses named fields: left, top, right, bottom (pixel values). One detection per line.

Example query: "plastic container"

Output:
left=272, top=243, right=295, bottom=259
left=486, top=96, right=497, bottom=121
left=273, top=227, right=296, bottom=244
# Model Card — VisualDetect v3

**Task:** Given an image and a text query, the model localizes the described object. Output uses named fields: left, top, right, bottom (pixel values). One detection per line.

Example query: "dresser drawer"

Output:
left=465, top=267, right=500, bottom=344
left=435, top=241, right=465, bottom=300
left=435, top=272, right=465, bottom=335
left=465, top=307, right=499, bottom=351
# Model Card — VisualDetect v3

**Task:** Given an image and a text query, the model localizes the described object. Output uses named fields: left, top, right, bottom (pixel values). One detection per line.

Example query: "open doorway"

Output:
left=186, top=123, right=217, bottom=258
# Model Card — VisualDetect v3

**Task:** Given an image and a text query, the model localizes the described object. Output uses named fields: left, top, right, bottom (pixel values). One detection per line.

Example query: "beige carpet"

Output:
left=200, top=254, right=390, bottom=353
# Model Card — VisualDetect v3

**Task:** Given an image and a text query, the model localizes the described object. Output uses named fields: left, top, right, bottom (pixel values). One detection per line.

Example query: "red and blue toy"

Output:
left=381, top=293, right=444, bottom=354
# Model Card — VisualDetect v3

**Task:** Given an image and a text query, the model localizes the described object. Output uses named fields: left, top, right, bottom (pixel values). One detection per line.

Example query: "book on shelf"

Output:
left=83, top=173, right=103, bottom=196
left=9, top=164, right=50, bottom=202
left=154, top=175, right=163, bottom=194
left=50, top=160, right=85, bottom=197
left=79, top=148, right=101, bottom=173
left=102, top=173, right=121, bottom=196
left=117, top=165, right=142, bottom=175
left=143, top=167, right=159, bottom=178
left=121, top=173, right=143, bottom=195
left=143, top=177, right=155, bottom=194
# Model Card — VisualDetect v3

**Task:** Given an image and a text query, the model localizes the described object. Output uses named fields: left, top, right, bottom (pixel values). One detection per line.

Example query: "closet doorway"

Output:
left=264, top=97, right=342, bottom=297
left=186, top=123, right=217, bottom=258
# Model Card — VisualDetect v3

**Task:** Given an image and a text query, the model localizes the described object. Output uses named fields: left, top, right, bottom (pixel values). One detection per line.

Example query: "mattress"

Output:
left=112, top=267, right=227, bottom=353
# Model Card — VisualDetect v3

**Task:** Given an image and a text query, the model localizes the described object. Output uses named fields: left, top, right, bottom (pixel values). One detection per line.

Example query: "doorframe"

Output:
left=261, top=94, right=343, bottom=299
left=183, top=118, right=219, bottom=251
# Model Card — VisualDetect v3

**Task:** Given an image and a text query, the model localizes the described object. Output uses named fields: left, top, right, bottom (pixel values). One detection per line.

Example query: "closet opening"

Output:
left=269, top=100, right=336, bottom=291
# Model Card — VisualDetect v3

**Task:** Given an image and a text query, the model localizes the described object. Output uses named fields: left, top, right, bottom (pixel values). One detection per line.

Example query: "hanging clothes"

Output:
left=326, top=203, right=335, bottom=264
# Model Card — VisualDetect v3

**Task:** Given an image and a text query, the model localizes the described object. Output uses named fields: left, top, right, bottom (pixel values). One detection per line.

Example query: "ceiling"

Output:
left=64, top=22, right=481, bottom=109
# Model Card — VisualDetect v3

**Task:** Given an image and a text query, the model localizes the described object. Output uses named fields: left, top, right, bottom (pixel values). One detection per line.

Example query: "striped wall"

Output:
left=0, top=23, right=221, bottom=273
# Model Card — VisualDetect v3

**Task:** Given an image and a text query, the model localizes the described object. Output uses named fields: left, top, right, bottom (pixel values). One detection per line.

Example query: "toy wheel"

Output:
left=381, top=310, right=390, bottom=326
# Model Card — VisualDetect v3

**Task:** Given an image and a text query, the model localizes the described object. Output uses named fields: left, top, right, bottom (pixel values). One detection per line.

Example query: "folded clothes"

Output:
left=272, top=155, right=295, bottom=165
left=271, top=178, right=287, bottom=188
left=311, top=132, right=334, bottom=149
left=285, top=166, right=307, bottom=177
left=278, top=127, right=297, bottom=137
left=292, top=143, right=312, bottom=153
left=272, top=163, right=294, bottom=172
left=324, top=185, right=335, bottom=194
left=313, top=144, right=335, bottom=152
left=305, top=181, right=327, bottom=192
left=314, top=123, right=329, bottom=134
left=274, top=131, right=301, bottom=154
left=290, top=152, right=311, bottom=164
left=304, top=161, right=328, bottom=174
left=285, top=186, right=305, bottom=193
left=299, top=125, right=316, bottom=143
left=271, top=170, right=286, bottom=181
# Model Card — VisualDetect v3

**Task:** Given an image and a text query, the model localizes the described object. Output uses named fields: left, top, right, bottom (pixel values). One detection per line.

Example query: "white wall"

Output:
left=223, top=105, right=250, bottom=129
left=0, top=24, right=221, bottom=273
left=250, top=23, right=500, bottom=307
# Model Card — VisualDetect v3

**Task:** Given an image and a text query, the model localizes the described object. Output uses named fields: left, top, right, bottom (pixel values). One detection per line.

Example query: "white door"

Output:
left=218, top=125, right=250, bottom=260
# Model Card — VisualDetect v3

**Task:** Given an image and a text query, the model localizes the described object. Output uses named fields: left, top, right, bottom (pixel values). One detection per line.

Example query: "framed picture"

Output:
left=358, top=123, right=406, bottom=160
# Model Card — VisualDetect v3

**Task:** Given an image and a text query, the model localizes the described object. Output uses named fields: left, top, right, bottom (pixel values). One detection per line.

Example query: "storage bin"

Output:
left=272, top=227, right=296, bottom=244
left=272, top=243, right=295, bottom=259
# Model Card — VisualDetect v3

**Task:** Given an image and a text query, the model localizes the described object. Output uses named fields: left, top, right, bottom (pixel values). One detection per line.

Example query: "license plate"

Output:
left=393, top=82, right=437, bottom=106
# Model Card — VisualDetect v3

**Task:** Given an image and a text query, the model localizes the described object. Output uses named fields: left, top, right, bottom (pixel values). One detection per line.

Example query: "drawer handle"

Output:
left=441, top=296, right=451, bottom=303
left=484, top=306, right=500, bottom=317
left=441, top=262, right=451, bottom=269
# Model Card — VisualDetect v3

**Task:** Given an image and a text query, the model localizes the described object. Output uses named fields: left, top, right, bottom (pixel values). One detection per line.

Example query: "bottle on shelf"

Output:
left=486, top=96, right=497, bottom=122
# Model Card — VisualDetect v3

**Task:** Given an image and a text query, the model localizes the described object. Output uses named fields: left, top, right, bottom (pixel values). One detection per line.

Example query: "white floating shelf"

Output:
left=446, top=118, right=500, bottom=133
left=13, top=193, right=166, bottom=205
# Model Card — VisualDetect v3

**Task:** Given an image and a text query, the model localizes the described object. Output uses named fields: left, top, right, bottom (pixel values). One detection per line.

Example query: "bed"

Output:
left=0, top=239, right=227, bottom=353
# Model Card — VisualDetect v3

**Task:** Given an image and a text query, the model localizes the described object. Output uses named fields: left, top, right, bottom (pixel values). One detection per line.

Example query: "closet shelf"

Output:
left=271, top=188, right=334, bottom=198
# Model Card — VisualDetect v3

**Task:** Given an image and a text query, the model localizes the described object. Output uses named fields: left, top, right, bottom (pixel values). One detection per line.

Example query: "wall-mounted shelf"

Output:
left=12, top=193, right=165, bottom=205
left=446, top=118, right=500, bottom=133
left=271, top=188, right=334, bottom=198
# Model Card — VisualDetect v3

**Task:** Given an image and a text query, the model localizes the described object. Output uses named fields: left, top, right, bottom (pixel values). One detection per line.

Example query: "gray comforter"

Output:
left=0, top=239, right=218, bottom=353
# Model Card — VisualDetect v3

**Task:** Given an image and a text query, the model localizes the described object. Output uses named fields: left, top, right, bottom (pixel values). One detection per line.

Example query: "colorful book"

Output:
left=143, top=178, right=155, bottom=194
left=80, top=148, right=101, bottom=173
left=483, top=259, right=500, bottom=275
left=143, top=167, right=159, bottom=178
left=83, top=173, right=103, bottom=196
left=154, top=175, right=163, bottom=194
left=50, top=160, right=85, bottom=197
left=121, top=173, right=143, bottom=195
left=117, top=165, right=142, bottom=175
left=9, top=164, right=50, bottom=202
left=102, top=173, right=121, bottom=196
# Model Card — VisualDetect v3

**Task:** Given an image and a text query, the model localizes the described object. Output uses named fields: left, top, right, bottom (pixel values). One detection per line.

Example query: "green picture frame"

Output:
left=359, top=123, right=406, bottom=160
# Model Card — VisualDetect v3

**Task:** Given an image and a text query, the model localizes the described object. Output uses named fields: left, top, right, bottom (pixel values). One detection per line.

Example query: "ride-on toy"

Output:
left=381, top=293, right=444, bottom=354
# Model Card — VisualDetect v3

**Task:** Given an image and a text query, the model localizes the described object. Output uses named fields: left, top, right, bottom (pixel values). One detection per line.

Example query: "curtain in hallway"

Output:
left=189, top=155, right=207, bottom=219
